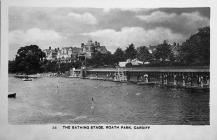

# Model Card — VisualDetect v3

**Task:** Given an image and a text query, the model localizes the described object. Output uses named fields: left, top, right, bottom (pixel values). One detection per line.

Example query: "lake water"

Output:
left=8, top=75, right=209, bottom=125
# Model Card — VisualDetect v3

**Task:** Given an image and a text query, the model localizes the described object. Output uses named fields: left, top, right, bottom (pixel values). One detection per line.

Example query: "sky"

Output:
left=9, top=7, right=210, bottom=60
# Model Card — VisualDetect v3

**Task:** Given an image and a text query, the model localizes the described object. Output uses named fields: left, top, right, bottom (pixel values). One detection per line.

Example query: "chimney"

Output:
left=81, top=43, right=84, bottom=48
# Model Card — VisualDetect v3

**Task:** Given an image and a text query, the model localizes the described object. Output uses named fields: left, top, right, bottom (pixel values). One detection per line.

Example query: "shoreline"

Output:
left=10, top=73, right=210, bottom=92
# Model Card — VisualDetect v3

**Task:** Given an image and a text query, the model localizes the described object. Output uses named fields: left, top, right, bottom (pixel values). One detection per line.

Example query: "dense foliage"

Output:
left=136, top=46, right=152, bottom=62
left=112, top=48, right=125, bottom=64
left=125, top=44, right=137, bottom=60
left=12, top=45, right=46, bottom=74
left=153, top=40, right=174, bottom=62
left=86, top=51, right=113, bottom=67
left=177, top=27, right=210, bottom=65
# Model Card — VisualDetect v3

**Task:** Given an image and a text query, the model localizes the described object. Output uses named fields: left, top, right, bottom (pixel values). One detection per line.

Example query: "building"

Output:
left=43, top=46, right=82, bottom=62
left=57, top=47, right=82, bottom=60
left=43, top=40, right=108, bottom=61
left=119, top=59, right=144, bottom=67
left=81, top=40, right=108, bottom=59
left=148, top=45, right=157, bottom=54
left=43, top=46, right=58, bottom=61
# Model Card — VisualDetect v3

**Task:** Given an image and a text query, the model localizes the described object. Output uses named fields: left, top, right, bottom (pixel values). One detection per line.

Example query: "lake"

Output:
left=8, top=75, right=209, bottom=125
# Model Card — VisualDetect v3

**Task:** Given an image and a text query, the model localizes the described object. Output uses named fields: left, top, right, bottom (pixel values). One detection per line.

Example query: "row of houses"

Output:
left=43, top=40, right=108, bottom=62
left=43, top=40, right=179, bottom=64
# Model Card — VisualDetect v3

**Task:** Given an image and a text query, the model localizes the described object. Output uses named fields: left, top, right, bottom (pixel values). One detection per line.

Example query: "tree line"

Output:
left=9, top=27, right=210, bottom=74
left=87, top=26, right=210, bottom=67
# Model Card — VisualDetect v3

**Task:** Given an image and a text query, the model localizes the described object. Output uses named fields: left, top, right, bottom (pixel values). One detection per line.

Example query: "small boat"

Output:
left=68, top=76, right=79, bottom=78
left=89, top=77, right=98, bottom=80
left=22, top=78, right=32, bottom=81
left=113, top=79, right=127, bottom=83
left=8, top=93, right=16, bottom=98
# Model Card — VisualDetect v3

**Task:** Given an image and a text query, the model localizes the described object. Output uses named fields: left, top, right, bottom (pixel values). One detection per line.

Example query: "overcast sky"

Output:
left=9, top=7, right=210, bottom=60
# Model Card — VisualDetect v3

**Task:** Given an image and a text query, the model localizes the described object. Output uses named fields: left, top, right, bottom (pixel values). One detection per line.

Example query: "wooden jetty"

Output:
left=69, top=66, right=210, bottom=91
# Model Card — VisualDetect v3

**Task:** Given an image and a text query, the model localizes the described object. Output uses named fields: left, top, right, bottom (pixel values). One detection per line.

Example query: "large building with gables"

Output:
left=43, top=40, right=108, bottom=62
left=80, top=40, right=108, bottom=59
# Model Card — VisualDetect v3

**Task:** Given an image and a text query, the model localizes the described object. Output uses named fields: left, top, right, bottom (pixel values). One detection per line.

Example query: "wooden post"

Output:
left=200, top=76, right=204, bottom=87
left=198, top=75, right=201, bottom=87
left=182, top=74, right=186, bottom=87
left=205, top=75, right=210, bottom=86
left=173, top=74, right=177, bottom=86
left=164, top=73, right=168, bottom=85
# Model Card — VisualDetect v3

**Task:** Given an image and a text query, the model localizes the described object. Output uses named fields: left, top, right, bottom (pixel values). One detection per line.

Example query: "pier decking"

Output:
left=71, top=66, right=210, bottom=90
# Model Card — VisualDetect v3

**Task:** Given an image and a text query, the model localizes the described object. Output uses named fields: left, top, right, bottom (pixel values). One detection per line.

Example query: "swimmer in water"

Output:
left=91, top=97, right=95, bottom=114
left=56, top=85, right=59, bottom=93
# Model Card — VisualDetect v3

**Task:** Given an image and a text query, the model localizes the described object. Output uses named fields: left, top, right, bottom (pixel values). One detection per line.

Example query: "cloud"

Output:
left=82, top=26, right=185, bottom=52
left=9, top=28, right=63, bottom=45
left=136, top=11, right=209, bottom=31
left=67, top=12, right=97, bottom=25
left=103, top=8, right=153, bottom=13
left=137, top=11, right=176, bottom=22
left=9, top=28, right=64, bottom=59
left=120, top=8, right=153, bottom=13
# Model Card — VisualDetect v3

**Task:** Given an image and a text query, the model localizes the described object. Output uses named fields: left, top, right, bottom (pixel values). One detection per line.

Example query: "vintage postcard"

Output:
left=1, top=0, right=217, bottom=139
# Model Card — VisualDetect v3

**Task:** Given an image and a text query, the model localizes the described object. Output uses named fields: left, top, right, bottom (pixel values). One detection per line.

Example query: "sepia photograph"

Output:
left=7, top=6, right=210, bottom=125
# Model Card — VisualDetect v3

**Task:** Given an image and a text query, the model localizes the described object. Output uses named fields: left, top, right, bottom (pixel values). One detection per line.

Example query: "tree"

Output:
left=153, top=40, right=174, bottom=62
left=14, top=45, right=46, bottom=74
left=8, top=60, right=16, bottom=73
left=136, top=46, right=152, bottom=62
left=86, top=51, right=113, bottom=67
left=112, top=48, right=125, bottom=64
left=177, top=26, right=210, bottom=65
left=125, top=43, right=137, bottom=59
left=103, top=51, right=113, bottom=66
